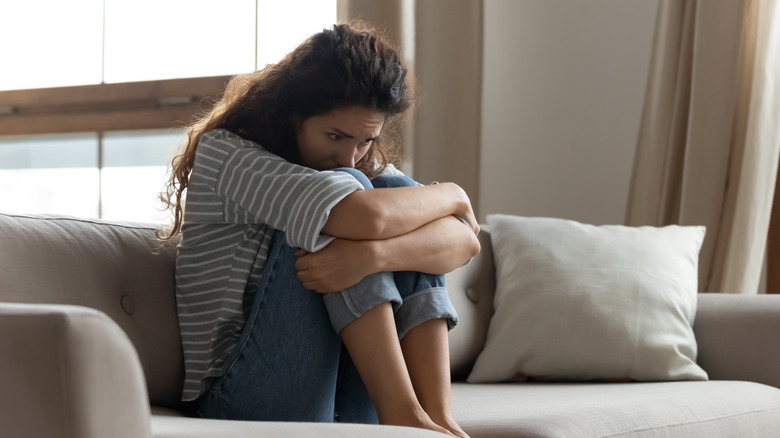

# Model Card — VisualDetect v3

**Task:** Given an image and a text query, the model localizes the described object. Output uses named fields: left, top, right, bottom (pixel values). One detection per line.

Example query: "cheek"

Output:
left=357, top=145, right=373, bottom=162
left=298, top=136, right=329, bottom=165
left=296, top=133, right=316, bottom=158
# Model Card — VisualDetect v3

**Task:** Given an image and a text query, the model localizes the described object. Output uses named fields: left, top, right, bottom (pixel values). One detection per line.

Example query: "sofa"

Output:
left=2, top=211, right=780, bottom=438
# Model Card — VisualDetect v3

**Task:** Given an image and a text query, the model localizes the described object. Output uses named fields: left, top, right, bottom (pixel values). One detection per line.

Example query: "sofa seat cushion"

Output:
left=451, top=381, right=780, bottom=437
left=150, top=408, right=448, bottom=437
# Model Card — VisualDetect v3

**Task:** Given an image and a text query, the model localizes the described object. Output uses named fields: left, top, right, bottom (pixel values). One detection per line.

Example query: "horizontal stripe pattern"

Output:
left=175, top=129, right=363, bottom=401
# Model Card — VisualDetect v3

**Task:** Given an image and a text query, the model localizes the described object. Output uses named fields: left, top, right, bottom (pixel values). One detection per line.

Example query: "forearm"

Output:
left=371, top=216, right=480, bottom=274
left=295, top=216, right=479, bottom=292
left=323, top=183, right=477, bottom=240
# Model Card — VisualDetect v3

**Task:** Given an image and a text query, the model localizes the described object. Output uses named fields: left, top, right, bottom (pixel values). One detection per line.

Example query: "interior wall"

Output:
left=412, top=0, right=483, bottom=212
left=479, top=0, right=659, bottom=225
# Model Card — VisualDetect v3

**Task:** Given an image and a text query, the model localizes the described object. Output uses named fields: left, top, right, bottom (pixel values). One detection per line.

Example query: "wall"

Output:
left=412, top=0, right=483, bottom=211
left=479, top=0, right=659, bottom=225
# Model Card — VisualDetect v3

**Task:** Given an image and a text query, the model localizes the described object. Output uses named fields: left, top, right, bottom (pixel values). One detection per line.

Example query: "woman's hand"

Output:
left=295, top=239, right=377, bottom=293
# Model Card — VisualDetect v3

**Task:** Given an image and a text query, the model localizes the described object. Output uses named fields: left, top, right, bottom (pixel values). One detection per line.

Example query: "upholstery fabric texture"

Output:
left=469, top=215, right=708, bottom=383
left=151, top=410, right=446, bottom=438
left=5, top=213, right=780, bottom=437
left=451, top=381, right=780, bottom=437
left=0, top=213, right=183, bottom=406
left=0, top=303, right=152, bottom=438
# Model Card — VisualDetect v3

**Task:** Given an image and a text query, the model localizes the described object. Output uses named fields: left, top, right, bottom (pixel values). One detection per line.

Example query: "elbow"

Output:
left=439, top=231, right=480, bottom=274
left=461, top=229, right=481, bottom=262
left=450, top=220, right=480, bottom=269
left=468, top=232, right=481, bottom=259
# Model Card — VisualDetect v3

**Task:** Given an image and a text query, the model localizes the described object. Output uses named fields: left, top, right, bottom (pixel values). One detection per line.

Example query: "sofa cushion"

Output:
left=451, top=381, right=780, bottom=437
left=0, top=213, right=183, bottom=407
left=469, top=215, right=707, bottom=383
left=444, top=227, right=497, bottom=379
left=150, top=408, right=449, bottom=438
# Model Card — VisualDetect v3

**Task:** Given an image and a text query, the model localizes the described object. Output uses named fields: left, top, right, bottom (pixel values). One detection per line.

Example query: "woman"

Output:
left=159, top=23, right=479, bottom=437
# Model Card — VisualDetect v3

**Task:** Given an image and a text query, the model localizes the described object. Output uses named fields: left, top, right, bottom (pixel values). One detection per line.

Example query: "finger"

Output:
left=303, top=281, right=329, bottom=294
left=295, top=249, right=309, bottom=257
left=294, top=257, right=309, bottom=271
left=297, top=268, right=315, bottom=281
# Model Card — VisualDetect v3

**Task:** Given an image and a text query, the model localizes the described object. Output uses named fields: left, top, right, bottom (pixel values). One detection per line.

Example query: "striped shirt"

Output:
left=175, top=128, right=371, bottom=401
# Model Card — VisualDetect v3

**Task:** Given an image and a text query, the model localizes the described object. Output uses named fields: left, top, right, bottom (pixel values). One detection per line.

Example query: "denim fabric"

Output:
left=323, top=168, right=459, bottom=337
left=198, top=230, right=376, bottom=423
left=197, top=167, right=459, bottom=423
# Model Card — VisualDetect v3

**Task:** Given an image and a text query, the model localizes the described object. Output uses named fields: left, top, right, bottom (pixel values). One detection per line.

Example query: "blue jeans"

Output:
left=197, top=169, right=459, bottom=423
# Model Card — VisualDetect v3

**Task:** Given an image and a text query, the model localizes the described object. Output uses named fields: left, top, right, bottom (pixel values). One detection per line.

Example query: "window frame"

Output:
left=0, top=75, right=230, bottom=136
left=0, top=76, right=228, bottom=221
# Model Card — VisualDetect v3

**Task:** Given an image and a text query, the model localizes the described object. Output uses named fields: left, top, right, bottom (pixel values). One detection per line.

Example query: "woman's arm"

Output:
left=203, top=131, right=366, bottom=252
left=322, top=182, right=479, bottom=240
left=295, top=216, right=480, bottom=293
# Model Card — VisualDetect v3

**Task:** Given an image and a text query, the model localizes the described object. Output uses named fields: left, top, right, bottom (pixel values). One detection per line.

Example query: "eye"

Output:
left=329, top=133, right=344, bottom=141
left=362, top=139, right=374, bottom=147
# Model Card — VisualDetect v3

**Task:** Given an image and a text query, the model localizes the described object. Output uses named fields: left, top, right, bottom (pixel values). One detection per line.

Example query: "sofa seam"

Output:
left=0, top=213, right=158, bottom=231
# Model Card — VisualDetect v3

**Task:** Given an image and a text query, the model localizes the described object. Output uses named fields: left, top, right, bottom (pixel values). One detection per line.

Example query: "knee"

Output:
left=332, top=167, right=373, bottom=189
left=370, top=174, right=420, bottom=189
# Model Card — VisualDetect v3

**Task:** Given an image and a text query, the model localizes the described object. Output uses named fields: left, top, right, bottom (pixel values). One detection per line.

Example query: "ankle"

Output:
left=376, top=399, right=426, bottom=426
left=420, top=401, right=453, bottom=422
left=426, top=409, right=469, bottom=438
left=379, top=402, right=450, bottom=431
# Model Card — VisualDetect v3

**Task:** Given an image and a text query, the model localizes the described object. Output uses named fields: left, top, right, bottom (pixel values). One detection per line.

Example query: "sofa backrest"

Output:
left=0, top=213, right=184, bottom=408
left=445, top=227, right=497, bottom=380
left=0, top=212, right=499, bottom=403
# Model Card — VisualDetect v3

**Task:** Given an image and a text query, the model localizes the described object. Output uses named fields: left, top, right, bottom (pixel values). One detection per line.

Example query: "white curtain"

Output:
left=626, top=0, right=780, bottom=293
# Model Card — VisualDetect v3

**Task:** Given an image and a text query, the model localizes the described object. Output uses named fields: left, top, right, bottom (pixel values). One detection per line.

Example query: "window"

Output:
left=101, top=130, right=185, bottom=222
left=102, top=0, right=257, bottom=83
left=0, top=134, right=100, bottom=218
left=0, top=130, right=184, bottom=222
left=0, top=1, right=104, bottom=91
left=0, top=0, right=336, bottom=223
left=0, top=0, right=336, bottom=91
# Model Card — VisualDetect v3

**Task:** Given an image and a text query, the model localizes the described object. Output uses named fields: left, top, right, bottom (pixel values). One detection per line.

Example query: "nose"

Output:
left=336, top=145, right=359, bottom=168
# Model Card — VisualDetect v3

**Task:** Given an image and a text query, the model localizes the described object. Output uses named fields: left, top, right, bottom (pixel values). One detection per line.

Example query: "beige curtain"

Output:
left=338, top=0, right=484, bottom=215
left=626, top=0, right=780, bottom=293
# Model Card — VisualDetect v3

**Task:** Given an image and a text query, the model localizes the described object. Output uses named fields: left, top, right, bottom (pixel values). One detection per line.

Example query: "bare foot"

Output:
left=429, top=411, right=470, bottom=438
left=379, top=404, right=456, bottom=436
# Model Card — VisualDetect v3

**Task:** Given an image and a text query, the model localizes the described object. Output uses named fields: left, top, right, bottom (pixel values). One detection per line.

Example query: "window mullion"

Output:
left=98, top=131, right=104, bottom=219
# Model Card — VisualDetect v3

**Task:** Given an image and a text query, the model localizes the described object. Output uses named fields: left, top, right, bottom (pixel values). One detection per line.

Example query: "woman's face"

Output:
left=296, top=106, right=385, bottom=170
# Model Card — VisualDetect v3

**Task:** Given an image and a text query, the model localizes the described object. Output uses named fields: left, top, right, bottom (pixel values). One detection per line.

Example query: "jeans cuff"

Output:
left=395, top=287, right=459, bottom=339
left=322, top=272, right=401, bottom=334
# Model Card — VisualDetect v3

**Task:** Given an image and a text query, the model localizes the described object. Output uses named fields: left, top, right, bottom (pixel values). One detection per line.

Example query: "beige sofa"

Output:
left=2, top=212, right=780, bottom=438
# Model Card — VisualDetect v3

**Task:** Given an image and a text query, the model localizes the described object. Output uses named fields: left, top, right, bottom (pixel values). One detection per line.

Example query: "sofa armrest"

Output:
left=0, top=303, right=152, bottom=438
left=695, top=293, right=780, bottom=388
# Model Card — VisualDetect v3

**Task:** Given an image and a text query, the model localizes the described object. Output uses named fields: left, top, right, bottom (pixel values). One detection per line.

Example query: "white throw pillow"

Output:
left=467, top=215, right=708, bottom=383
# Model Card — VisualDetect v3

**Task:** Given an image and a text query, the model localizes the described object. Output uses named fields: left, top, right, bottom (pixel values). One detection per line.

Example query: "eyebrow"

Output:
left=332, top=128, right=380, bottom=142
left=331, top=128, right=355, bottom=139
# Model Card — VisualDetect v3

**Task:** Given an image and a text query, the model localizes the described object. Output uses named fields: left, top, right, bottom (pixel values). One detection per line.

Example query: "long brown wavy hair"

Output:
left=157, top=23, right=413, bottom=241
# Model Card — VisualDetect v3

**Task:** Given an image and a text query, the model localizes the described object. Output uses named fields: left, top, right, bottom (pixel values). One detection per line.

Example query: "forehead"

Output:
left=309, top=106, right=385, bottom=134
